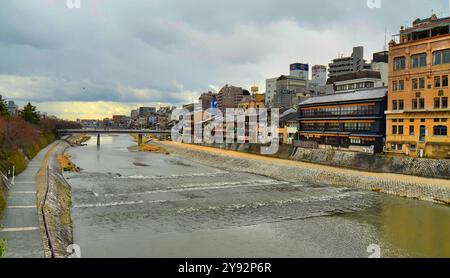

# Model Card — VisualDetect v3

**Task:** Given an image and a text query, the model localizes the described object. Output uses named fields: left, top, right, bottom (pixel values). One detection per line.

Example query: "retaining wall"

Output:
left=199, top=143, right=450, bottom=180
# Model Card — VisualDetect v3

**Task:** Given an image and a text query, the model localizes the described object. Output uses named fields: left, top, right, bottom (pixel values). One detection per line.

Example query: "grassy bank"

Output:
left=0, top=239, right=6, bottom=258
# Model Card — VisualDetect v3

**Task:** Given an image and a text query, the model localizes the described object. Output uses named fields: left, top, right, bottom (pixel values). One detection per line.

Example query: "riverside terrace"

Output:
left=57, top=129, right=172, bottom=146
left=297, top=87, right=388, bottom=154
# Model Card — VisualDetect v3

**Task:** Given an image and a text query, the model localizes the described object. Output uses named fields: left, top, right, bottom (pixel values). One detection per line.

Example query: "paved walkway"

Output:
left=0, top=143, right=55, bottom=258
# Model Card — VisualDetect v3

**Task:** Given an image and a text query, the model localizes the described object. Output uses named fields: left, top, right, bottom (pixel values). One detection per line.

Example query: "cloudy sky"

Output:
left=0, top=0, right=448, bottom=120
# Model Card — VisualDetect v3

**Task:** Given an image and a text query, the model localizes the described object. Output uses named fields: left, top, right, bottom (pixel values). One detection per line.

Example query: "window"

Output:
left=399, top=80, right=405, bottom=91
left=410, top=145, right=417, bottom=152
left=443, top=97, right=448, bottom=108
left=412, top=99, right=418, bottom=110
left=443, top=75, right=449, bottom=87
left=443, top=118, right=448, bottom=123
left=398, top=126, right=404, bottom=135
left=411, top=53, right=427, bottom=68
left=410, top=119, right=415, bottom=123
left=394, top=57, right=406, bottom=70
left=419, top=99, right=425, bottom=109
left=392, top=81, right=398, bottom=91
left=434, top=118, right=440, bottom=123
left=435, top=76, right=441, bottom=87
left=391, top=143, right=403, bottom=151
left=392, top=125, right=398, bottom=134
left=434, top=126, right=448, bottom=136
left=419, top=78, right=425, bottom=89
left=433, top=49, right=450, bottom=65
left=412, top=79, right=418, bottom=90
left=435, top=97, right=441, bottom=109
left=409, top=126, right=415, bottom=135
left=392, top=100, right=398, bottom=110
left=399, top=100, right=404, bottom=110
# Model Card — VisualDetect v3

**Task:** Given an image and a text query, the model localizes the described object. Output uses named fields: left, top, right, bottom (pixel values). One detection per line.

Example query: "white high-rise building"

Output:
left=311, top=65, right=327, bottom=86
left=289, top=63, right=309, bottom=80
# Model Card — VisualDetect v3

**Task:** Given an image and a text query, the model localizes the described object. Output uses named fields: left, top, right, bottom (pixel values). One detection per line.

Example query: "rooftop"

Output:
left=299, top=87, right=387, bottom=107
left=326, top=71, right=381, bottom=85
left=392, top=14, right=450, bottom=45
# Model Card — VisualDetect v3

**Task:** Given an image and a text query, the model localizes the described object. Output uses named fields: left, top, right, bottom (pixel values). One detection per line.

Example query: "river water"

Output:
left=65, top=135, right=450, bottom=258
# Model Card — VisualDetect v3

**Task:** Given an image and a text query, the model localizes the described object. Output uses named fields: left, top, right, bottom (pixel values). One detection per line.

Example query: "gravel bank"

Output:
left=154, top=141, right=450, bottom=206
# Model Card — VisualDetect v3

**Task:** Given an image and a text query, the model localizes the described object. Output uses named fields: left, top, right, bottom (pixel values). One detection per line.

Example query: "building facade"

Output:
left=298, top=88, right=387, bottom=154
left=266, top=75, right=308, bottom=108
left=217, top=85, right=251, bottom=109
left=311, top=65, right=327, bottom=86
left=386, top=15, right=450, bottom=158
left=328, top=46, right=371, bottom=78
left=265, top=63, right=309, bottom=108
left=327, top=71, right=384, bottom=94
left=290, top=63, right=309, bottom=80
left=199, top=91, right=217, bottom=111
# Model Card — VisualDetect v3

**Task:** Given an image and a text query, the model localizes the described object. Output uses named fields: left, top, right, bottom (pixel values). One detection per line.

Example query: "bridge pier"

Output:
left=97, top=133, right=100, bottom=147
left=138, top=134, right=143, bottom=146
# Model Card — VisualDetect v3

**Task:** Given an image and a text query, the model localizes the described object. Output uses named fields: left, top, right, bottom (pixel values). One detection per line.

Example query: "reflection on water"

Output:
left=66, top=135, right=450, bottom=258
left=382, top=199, right=450, bottom=257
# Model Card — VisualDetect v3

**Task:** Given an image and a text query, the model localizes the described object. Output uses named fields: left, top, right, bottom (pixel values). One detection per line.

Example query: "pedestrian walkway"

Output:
left=0, top=144, right=54, bottom=258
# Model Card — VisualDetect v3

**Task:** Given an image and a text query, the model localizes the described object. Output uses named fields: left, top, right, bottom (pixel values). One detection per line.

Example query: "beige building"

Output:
left=386, top=15, right=450, bottom=158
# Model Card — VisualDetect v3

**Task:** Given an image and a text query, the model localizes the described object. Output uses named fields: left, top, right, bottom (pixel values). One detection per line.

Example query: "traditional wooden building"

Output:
left=386, top=15, right=450, bottom=158
left=298, top=87, right=387, bottom=153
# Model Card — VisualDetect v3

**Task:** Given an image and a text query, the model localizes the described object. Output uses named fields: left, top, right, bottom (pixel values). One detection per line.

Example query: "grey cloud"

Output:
left=0, top=0, right=447, bottom=107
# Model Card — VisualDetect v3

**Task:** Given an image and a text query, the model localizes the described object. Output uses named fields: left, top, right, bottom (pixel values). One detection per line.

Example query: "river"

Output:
left=65, top=135, right=450, bottom=258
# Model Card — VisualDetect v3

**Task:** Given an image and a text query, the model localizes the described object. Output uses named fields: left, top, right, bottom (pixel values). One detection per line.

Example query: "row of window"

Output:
left=393, top=49, right=450, bottom=71
left=301, top=105, right=376, bottom=117
left=391, top=98, right=449, bottom=110
left=301, top=122, right=374, bottom=132
left=392, top=125, right=448, bottom=136
left=392, top=118, right=448, bottom=123
left=335, top=82, right=375, bottom=92
left=392, top=75, right=449, bottom=92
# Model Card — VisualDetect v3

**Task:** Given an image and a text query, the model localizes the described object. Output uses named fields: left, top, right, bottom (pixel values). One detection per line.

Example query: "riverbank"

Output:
left=153, top=141, right=450, bottom=205
left=197, top=143, right=450, bottom=180
left=36, top=141, right=74, bottom=258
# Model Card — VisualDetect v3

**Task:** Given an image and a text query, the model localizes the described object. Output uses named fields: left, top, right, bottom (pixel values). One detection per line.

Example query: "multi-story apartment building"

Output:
left=298, top=87, right=387, bottom=154
left=217, top=85, right=251, bottom=109
left=386, top=15, right=450, bottom=158
left=328, top=46, right=371, bottom=78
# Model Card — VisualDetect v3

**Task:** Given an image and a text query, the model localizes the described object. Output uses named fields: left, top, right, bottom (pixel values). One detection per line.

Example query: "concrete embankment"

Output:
left=36, top=141, right=74, bottom=258
left=153, top=141, right=450, bottom=205
left=199, top=143, right=450, bottom=180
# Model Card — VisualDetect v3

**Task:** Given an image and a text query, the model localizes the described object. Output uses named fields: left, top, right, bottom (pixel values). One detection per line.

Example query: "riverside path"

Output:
left=0, top=143, right=55, bottom=258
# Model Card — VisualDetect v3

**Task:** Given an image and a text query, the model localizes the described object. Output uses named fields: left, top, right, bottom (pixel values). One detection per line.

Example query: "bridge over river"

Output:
left=57, top=129, right=172, bottom=146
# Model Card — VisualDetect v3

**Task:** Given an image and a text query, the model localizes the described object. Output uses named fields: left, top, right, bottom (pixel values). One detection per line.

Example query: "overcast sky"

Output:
left=0, top=0, right=448, bottom=120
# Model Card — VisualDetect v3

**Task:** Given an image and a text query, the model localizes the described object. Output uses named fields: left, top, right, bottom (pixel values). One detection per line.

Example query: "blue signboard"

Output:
left=290, top=63, right=309, bottom=71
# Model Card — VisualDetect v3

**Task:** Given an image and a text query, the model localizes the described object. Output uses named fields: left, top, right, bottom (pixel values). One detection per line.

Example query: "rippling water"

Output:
left=65, top=135, right=450, bottom=258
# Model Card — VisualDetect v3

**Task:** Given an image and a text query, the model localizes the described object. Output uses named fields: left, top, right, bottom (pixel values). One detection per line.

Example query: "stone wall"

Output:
left=155, top=142, right=450, bottom=205
left=36, top=142, right=73, bottom=258
left=198, top=143, right=450, bottom=180
left=290, top=147, right=450, bottom=179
